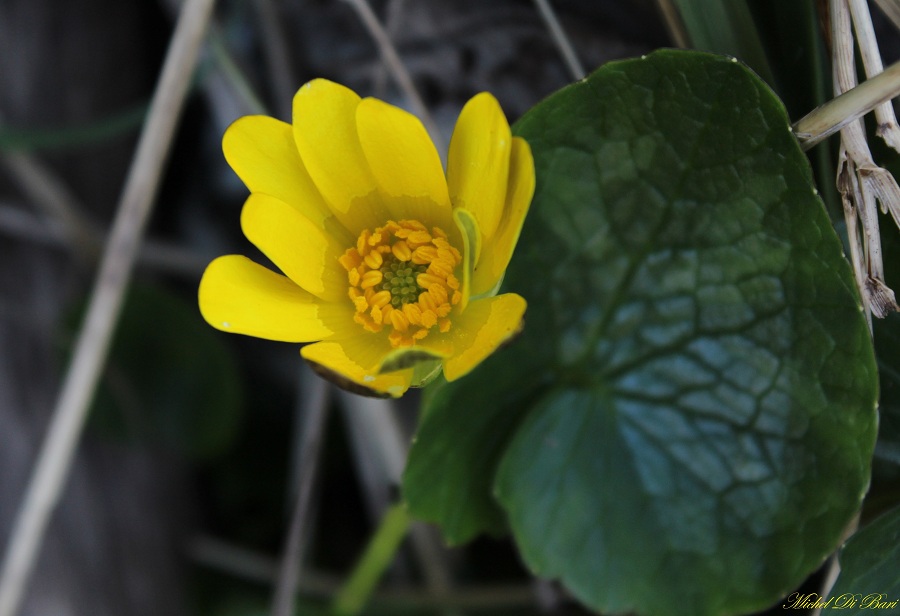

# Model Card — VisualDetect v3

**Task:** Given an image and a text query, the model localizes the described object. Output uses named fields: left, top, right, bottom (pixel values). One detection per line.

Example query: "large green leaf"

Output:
left=405, top=50, right=878, bottom=616
left=828, top=506, right=900, bottom=613
left=403, top=349, right=548, bottom=542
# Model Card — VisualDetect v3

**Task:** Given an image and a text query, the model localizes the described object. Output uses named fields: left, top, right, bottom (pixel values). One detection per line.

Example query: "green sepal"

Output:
left=379, top=347, right=446, bottom=374
left=452, top=208, right=481, bottom=310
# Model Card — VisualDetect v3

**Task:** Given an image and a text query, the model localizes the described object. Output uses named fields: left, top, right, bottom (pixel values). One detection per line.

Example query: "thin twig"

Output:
left=793, top=58, right=900, bottom=150
left=207, top=25, right=269, bottom=116
left=187, top=535, right=341, bottom=593
left=531, top=0, right=586, bottom=80
left=340, top=0, right=444, bottom=151
left=252, top=0, right=296, bottom=120
left=337, top=393, right=407, bottom=520
left=271, top=368, right=331, bottom=616
left=372, top=0, right=408, bottom=98
left=0, top=1, right=216, bottom=614
left=0, top=152, right=99, bottom=260
left=872, top=0, right=900, bottom=31
left=654, top=0, right=690, bottom=48
left=187, top=534, right=537, bottom=610
left=0, top=203, right=208, bottom=277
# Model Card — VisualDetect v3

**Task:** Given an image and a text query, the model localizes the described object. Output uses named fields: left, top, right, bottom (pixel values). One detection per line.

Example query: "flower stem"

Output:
left=330, top=503, right=411, bottom=616
left=793, top=58, right=900, bottom=150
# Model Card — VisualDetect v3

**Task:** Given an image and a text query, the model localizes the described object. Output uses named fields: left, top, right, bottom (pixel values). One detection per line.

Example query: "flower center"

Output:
left=339, top=220, right=462, bottom=348
left=379, top=259, right=429, bottom=306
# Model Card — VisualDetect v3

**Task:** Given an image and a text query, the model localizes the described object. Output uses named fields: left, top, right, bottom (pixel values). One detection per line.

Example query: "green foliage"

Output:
left=872, top=208, right=900, bottom=469
left=829, top=506, right=900, bottom=613
left=405, top=50, right=878, bottom=616
left=0, top=103, right=147, bottom=152
left=670, top=0, right=774, bottom=87
left=874, top=314, right=900, bottom=466
left=77, top=284, right=244, bottom=459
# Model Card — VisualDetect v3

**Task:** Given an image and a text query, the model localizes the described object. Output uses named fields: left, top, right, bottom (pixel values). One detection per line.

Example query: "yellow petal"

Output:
left=222, top=115, right=334, bottom=228
left=240, top=194, right=347, bottom=302
left=447, top=93, right=511, bottom=241
left=356, top=97, right=452, bottom=228
left=471, top=137, right=535, bottom=296
left=292, top=80, right=385, bottom=231
left=423, top=293, right=526, bottom=381
left=199, top=255, right=336, bottom=342
left=301, top=338, right=413, bottom=398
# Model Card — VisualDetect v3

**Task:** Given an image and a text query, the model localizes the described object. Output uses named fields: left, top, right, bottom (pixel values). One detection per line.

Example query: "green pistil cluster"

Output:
left=380, top=257, right=428, bottom=307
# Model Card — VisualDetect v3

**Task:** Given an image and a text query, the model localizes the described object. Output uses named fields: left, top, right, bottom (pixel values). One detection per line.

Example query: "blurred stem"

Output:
left=271, top=369, right=331, bottom=616
left=188, top=534, right=537, bottom=611
left=668, top=0, right=776, bottom=86
left=340, top=0, right=444, bottom=150
left=804, top=0, right=841, bottom=219
left=253, top=0, right=296, bottom=120
left=794, top=59, right=900, bottom=150
left=0, top=1, right=216, bottom=615
left=207, top=26, right=269, bottom=116
left=0, top=151, right=99, bottom=261
left=331, top=503, right=412, bottom=616
left=810, top=512, right=860, bottom=616
left=0, top=104, right=146, bottom=152
left=337, top=391, right=456, bottom=605
left=872, top=0, right=900, bottom=30
left=372, top=0, right=407, bottom=97
left=0, top=203, right=208, bottom=277
left=655, top=0, right=689, bottom=48
left=532, top=0, right=585, bottom=80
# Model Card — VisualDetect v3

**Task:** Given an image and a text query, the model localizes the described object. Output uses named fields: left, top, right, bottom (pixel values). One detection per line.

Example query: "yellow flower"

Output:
left=198, top=79, right=534, bottom=397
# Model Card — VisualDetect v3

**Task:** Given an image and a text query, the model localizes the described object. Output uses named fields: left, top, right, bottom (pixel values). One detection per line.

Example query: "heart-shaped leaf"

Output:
left=405, top=50, right=877, bottom=616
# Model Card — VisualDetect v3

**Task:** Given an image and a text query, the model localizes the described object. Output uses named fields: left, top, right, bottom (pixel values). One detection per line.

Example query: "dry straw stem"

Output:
left=832, top=0, right=878, bottom=320
left=532, top=0, right=586, bottom=80
left=792, top=58, right=900, bottom=150
left=849, top=0, right=900, bottom=152
left=0, top=1, right=216, bottom=615
left=831, top=0, right=900, bottom=319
